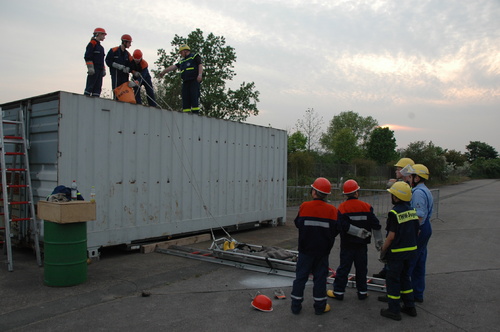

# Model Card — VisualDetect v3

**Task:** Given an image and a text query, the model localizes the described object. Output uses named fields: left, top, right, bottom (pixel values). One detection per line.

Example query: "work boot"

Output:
left=358, top=292, right=368, bottom=300
left=401, top=305, right=417, bottom=317
left=378, top=295, right=389, bottom=302
left=315, top=303, right=331, bottom=315
left=380, top=308, right=401, bottom=321
left=414, top=297, right=424, bottom=303
left=291, top=303, right=302, bottom=315
left=327, top=290, right=344, bottom=301
left=373, top=270, right=386, bottom=279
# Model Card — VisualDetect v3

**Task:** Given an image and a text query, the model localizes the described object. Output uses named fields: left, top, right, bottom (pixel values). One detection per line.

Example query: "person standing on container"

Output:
left=105, top=34, right=133, bottom=98
left=407, top=164, right=434, bottom=303
left=328, top=179, right=382, bottom=301
left=379, top=181, right=419, bottom=321
left=290, top=177, right=337, bottom=315
left=84, top=28, right=107, bottom=97
left=159, top=44, right=203, bottom=114
left=130, top=49, right=157, bottom=107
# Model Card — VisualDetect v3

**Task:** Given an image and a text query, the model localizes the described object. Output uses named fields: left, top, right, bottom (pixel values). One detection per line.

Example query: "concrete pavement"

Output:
left=1, top=179, right=499, bottom=331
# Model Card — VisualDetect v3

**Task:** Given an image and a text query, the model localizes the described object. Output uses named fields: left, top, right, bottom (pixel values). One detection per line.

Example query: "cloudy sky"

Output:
left=1, top=0, right=499, bottom=153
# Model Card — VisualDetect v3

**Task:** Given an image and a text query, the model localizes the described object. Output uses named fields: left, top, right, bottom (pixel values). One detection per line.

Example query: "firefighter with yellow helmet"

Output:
left=387, top=157, right=415, bottom=188
left=379, top=181, right=419, bottom=321
left=407, top=164, right=433, bottom=303
left=159, top=44, right=204, bottom=114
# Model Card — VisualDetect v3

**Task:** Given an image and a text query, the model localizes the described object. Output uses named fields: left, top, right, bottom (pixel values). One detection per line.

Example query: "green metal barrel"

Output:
left=43, top=221, right=87, bottom=286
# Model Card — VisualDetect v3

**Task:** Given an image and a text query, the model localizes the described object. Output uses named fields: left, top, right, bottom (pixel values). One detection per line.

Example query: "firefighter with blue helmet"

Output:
left=84, top=28, right=107, bottom=97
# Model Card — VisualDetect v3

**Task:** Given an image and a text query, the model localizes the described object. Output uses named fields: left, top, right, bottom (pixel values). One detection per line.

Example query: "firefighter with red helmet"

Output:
left=105, top=34, right=133, bottom=98
left=130, top=49, right=157, bottom=107
left=291, top=177, right=337, bottom=315
left=328, top=179, right=382, bottom=301
left=84, top=28, right=107, bottom=97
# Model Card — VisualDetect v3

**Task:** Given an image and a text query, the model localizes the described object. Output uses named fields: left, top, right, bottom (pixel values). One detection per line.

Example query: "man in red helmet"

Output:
left=84, top=28, right=107, bottom=97
left=130, top=49, right=157, bottom=107
left=328, top=179, right=382, bottom=301
left=291, top=177, right=337, bottom=315
left=105, top=34, right=133, bottom=98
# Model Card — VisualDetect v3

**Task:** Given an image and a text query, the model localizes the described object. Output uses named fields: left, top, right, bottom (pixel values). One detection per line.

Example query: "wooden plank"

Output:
left=141, top=233, right=211, bottom=254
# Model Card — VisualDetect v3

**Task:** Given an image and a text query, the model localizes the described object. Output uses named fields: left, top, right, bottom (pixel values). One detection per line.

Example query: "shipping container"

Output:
left=1, top=91, right=287, bottom=257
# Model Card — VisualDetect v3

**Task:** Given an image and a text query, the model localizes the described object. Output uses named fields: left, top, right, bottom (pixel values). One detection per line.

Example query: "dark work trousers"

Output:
left=291, top=252, right=329, bottom=314
left=385, top=258, right=415, bottom=313
left=84, top=69, right=104, bottom=97
left=134, top=75, right=157, bottom=107
left=181, top=79, right=200, bottom=113
left=334, top=243, right=368, bottom=294
left=408, top=221, right=432, bottom=300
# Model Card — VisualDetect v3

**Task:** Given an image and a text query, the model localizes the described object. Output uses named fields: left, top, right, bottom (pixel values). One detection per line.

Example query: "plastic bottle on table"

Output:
left=71, top=180, right=78, bottom=200
left=90, top=186, right=96, bottom=203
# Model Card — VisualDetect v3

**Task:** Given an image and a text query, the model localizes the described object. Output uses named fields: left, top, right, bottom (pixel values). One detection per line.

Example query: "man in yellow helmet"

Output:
left=379, top=182, right=419, bottom=321
left=159, top=44, right=203, bottom=114
left=407, top=164, right=433, bottom=303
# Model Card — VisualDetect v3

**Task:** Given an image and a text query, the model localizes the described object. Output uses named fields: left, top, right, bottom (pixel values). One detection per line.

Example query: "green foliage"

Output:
left=444, top=149, right=467, bottom=167
left=321, top=111, right=378, bottom=151
left=288, top=151, right=315, bottom=185
left=366, top=127, right=398, bottom=165
left=288, top=131, right=307, bottom=154
left=329, top=127, right=363, bottom=164
left=153, top=28, right=259, bottom=121
left=399, top=141, right=447, bottom=181
left=470, top=158, right=500, bottom=178
left=465, top=141, right=499, bottom=162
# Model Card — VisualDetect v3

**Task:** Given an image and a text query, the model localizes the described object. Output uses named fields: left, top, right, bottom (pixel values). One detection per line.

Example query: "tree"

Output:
left=320, top=111, right=378, bottom=152
left=288, top=131, right=307, bottom=154
left=329, top=127, right=362, bottom=164
left=444, top=149, right=467, bottom=167
left=154, top=28, right=260, bottom=121
left=366, top=127, right=398, bottom=165
left=399, top=141, right=447, bottom=180
left=465, top=141, right=498, bottom=162
left=295, top=108, right=323, bottom=151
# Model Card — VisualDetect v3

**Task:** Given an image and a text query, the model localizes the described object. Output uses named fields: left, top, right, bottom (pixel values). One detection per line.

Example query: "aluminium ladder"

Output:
left=0, top=107, right=42, bottom=271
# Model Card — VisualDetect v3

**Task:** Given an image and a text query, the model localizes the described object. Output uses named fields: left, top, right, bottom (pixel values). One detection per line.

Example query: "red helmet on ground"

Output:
left=251, top=294, right=273, bottom=312
left=121, top=34, right=132, bottom=42
left=93, top=27, right=107, bottom=35
left=311, top=177, right=331, bottom=195
left=343, top=179, right=360, bottom=195
left=133, top=49, right=143, bottom=60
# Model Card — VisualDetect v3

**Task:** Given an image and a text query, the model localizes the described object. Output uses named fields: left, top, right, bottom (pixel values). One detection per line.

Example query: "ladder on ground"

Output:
left=156, top=238, right=386, bottom=292
left=0, top=107, right=42, bottom=271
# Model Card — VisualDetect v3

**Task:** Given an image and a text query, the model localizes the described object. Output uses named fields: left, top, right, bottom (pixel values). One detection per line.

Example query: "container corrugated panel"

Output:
left=1, top=91, right=287, bottom=251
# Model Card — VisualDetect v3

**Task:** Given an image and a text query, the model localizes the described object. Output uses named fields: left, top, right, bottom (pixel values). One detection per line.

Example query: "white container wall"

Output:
left=1, top=92, right=287, bottom=254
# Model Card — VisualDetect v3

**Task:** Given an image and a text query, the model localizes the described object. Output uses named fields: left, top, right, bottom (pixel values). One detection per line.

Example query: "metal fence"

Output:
left=287, top=187, right=440, bottom=220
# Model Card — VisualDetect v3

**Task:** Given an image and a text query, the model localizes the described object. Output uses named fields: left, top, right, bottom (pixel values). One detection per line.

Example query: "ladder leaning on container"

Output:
left=0, top=107, right=42, bottom=271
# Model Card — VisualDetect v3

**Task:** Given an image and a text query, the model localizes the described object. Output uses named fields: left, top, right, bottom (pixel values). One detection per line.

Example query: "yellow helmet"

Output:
left=394, top=157, right=415, bottom=168
left=178, top=44, right=190, bottom=53
left=411, top=164, right=429, bottom=180
left=387, top=181, right=412, bottom=202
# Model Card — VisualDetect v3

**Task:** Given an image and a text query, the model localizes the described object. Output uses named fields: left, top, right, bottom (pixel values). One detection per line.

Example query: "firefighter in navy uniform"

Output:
left=105, top=34, right=133, bottom=98
left=379, top=181, right=419, bottom=321
left=290, top=177, right=338, bottom=315
left=329, top=179, right=382, bottom=301
left=130, top=49, right=157, bottom=107
left=159, top=44, right=203, bottom=114
left=84, top=28, right=107, bottom=97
